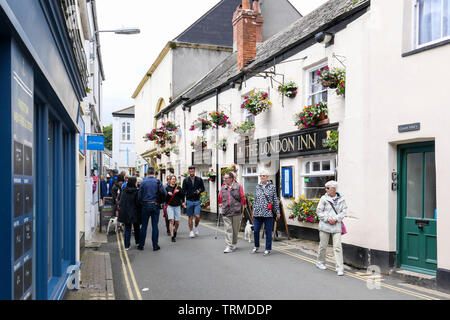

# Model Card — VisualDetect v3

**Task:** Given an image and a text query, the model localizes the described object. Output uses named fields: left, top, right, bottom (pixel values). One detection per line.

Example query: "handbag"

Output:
left=260, top=185, right=278, bottom=219
left=164, top=185, right=178, bottom=211
left=326, top=200, right=347, bottom=235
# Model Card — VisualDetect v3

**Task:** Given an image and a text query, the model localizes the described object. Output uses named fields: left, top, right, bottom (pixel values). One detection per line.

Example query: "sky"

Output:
left=96, top=0, right=327, bottom=126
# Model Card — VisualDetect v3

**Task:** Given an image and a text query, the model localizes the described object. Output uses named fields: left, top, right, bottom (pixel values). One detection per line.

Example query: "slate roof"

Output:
left=157, top=0, right=369, bottom=117
left=173, top=0, right=242, bottom=47
left=112, top=105, right=135, bottom=116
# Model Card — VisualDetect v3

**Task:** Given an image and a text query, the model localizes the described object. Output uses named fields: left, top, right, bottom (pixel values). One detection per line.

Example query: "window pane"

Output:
left=305, top=176, right=335, bottom=188
left=122, top=123, right=125, bottom=133
left=127, top=134, right=130, bottom=141
left=304, top=188, right=325, bottom=200
left=424, top=152, right=436, bottom=219
left=305, top=162, right=310, bottom=174
left=406, top=153, right=423, bottom=218
left=312, top=161, right=320, bottom=171
left=322, top=161, right=331, bottom=171
left=127, top=123, right=130, bottom=133
left=244, top=177, right=258, bottom=195
left=418, top=0, right=443, bottom=45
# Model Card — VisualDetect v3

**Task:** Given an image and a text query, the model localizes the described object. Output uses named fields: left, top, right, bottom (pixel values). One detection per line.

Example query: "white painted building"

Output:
left=112, top=106, right=137, bottom=175
left=151, top=0, right=450, bottom=291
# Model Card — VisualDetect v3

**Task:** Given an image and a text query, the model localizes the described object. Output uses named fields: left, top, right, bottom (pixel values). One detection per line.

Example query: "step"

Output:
left=389, top=268, right=437, bottom=290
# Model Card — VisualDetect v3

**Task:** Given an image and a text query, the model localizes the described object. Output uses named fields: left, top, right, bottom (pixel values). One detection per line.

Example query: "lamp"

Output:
left=94, top=28, right=140, bottom=35
left=230, top=79, right=242, bottom=90
left=314, top=31, right=334, bottom=47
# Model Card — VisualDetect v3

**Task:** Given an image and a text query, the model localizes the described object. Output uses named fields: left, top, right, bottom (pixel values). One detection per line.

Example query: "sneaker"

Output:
left=316, top=263, right=327, bottom=270
left=251, top=247, right=259, bottom=254
left=337, top=270, right=344, bottom=276
left=125, top=247, right=130, bottom=251
left=171, top=237, right=176, bottom=242
left=230, top=245, right=237, bottom=251
left=194, top=227, right=199, bottom=236
left=263, top=250, right=271, bottom=256
left=223, top=247, right=233, bottom=253
left=190, top=231, right=195, bottom=238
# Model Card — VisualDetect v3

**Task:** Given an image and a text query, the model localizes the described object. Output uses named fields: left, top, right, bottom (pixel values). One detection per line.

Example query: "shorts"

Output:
left=167, top=205, right=181, bottom=221
left=186, top=200, right=201, bottom=217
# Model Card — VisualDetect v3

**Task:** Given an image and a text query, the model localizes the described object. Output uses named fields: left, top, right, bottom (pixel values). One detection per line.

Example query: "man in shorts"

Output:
left=182, top=166, right=205, bottom=238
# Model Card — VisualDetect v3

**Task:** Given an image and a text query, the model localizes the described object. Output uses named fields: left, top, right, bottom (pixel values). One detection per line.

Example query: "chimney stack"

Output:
left=232, top=0, right=264, bottom=70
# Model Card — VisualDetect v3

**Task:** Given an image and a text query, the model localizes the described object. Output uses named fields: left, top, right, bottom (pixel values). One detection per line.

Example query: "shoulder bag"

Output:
left=164, top=185, right=178, bottom=211
left=326, top=200, right=347, bottom=235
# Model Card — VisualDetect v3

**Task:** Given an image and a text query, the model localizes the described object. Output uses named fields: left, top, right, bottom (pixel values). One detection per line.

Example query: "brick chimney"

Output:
left=232, top=0, right=264, bottom=70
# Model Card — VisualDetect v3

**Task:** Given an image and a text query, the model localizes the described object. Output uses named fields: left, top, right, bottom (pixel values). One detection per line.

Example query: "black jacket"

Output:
left=182, top=176, right=205, bottom=201
left=118, top=187, right=141, bottom=224
left=165, top=185, right=185, bottom=207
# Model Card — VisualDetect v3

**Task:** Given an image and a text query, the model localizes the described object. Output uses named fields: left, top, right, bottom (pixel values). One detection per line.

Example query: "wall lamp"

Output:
left=182, top=104, right=191, bottom=112
left=95, top=28, right=140, bottom=35
left=230, top=79, right=242, bottom=90
left=314, top=31, right=334, bottom=47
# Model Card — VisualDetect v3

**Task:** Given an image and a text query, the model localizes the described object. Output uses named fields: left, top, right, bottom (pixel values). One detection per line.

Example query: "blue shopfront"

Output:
left=0, top=0, right=84, bottom=299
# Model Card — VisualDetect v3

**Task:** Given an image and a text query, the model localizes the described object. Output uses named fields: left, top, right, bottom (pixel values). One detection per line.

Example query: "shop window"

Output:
left=243, top=165, right=258, bottom=195
left=307, top=65, right=328, bottom=105
left=416, top=0, right=450, bottom=46
left=302, top=157, right=336, bottom=200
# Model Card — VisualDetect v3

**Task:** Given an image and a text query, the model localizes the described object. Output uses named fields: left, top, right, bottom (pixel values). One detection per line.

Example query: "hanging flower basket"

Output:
left=215, top=137, right=228, bottom=151
left=162, top=121, right=179, bottom=132
left=209, top=111, right=231, bottom=128
left=206, top=169, right=217, bottom=182
left=168, top=167, right=175, bottom=174
left=200, top=192, right=210, bottom=208
left=150, top=151, right=162, bottom=160
left=241, top=91, right=272, bottom=116
left=287, top=195, right=319, bottom=223
left=163, top=147, right=171, bottom=157
left=318, top=67, right=346, bottom=96
left=277, top=81, right=298, bottom=98
left=191, top=137, right=207, bottom=151
left=293, top=102, right=328, bottom=129
left=232, top=121, right=255, bottom=138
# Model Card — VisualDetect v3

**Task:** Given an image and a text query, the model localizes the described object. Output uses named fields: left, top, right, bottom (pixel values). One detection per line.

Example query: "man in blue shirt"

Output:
left=138, top=167, right=166, bottom=251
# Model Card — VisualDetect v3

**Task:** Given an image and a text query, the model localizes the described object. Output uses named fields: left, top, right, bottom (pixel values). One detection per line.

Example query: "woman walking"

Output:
left=118, top=177, right=141, bottom=250
left=165, top=175, right=186, bottom=242
left=315, top=180, right=347, bottom=276
left=252, top=170, right=280, bottom=256
left=218, top=172, right=246, bottom=253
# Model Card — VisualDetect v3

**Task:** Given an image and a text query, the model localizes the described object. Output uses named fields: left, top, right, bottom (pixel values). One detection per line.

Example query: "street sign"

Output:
left=87, top=135, right=104, bottom=150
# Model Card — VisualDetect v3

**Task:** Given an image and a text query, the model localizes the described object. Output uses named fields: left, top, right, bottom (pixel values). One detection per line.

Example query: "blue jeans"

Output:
left=139, top=203, right=160, bottom=248
left=124, top=223, right=140, bottom=249
left=253, top=217, right=274, bottom=251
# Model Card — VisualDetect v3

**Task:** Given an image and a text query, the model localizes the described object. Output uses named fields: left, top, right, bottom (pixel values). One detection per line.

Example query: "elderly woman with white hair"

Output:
left=315, top=180, right=347, bottom=276
left=251, top=169, right=280, bottom=256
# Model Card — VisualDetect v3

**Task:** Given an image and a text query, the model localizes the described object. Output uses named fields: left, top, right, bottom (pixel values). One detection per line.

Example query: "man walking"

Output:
left=138, top=167, right=166, bottom=251
left=182, top=166, right=205, bottom=238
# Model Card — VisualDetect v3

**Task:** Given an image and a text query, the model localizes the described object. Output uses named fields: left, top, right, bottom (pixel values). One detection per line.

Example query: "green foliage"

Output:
left=324, top=129, right=339, bottom=152
left=103, top=124, right=112, bottom=150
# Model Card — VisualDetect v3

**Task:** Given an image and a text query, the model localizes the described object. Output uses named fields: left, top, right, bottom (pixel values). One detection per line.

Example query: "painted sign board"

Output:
left=87, top=135, right=104, bottom=150
left=11, top=40, right=34, bottom=300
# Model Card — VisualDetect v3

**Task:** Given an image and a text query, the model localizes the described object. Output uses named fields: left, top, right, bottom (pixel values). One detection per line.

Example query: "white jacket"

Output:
left=316, top=193, right=347, bottom=233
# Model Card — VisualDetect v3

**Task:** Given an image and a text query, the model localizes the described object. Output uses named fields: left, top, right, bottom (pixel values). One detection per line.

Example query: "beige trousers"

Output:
left=223, top=215, right=242, bottom=248
left=317, top=231, right=344, bottom=271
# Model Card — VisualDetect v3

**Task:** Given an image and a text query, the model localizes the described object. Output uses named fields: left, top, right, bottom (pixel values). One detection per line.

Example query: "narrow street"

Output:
left=102, top=214, right=445, bottom=300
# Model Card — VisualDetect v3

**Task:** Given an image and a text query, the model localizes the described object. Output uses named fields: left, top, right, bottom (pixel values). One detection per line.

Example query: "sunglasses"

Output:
left=325, top=187, right=330, bottom=190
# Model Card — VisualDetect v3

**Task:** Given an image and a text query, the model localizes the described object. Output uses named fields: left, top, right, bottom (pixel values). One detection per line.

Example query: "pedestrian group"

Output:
left=100, top=165, right=347, bottom=276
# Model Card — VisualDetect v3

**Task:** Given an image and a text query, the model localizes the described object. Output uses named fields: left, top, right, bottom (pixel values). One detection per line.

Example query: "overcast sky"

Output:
left=96, top=0, right=327, bottom=126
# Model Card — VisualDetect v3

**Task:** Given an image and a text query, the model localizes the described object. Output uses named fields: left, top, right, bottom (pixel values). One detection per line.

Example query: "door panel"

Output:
left=399, top=143, right=437, bottom=274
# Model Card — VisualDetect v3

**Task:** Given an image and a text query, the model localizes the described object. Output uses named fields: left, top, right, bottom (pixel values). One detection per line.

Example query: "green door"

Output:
left=398, top=142, right=437, bottom=275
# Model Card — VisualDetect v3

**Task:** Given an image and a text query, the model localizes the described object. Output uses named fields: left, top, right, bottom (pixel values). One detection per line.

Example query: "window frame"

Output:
left=306, top=63, right=328, bottom=106
left=415, top=0, right=450, bottom=48
left=301, top=155, right=336, bottom=200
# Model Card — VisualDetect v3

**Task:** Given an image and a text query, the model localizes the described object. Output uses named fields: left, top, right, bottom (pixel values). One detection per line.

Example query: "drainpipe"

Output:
left=215, top=88, right=220, bottom=223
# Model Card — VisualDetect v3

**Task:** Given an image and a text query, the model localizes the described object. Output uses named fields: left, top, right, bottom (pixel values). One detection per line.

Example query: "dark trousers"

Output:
left=139, top=203, right=160, bottom=248
left=253, top=217, right=274, bottom=251
left=124, top=223, right=140, bottom=249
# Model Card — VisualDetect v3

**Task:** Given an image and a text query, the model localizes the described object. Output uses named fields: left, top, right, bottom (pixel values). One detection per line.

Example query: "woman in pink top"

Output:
left=218, top=172, right=247, bottom=253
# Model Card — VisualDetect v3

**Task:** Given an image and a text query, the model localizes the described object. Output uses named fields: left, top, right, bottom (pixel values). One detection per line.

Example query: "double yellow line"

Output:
left=196, top=218, right=440, bottom=300
left=116, top=231, right=142, bottom=300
